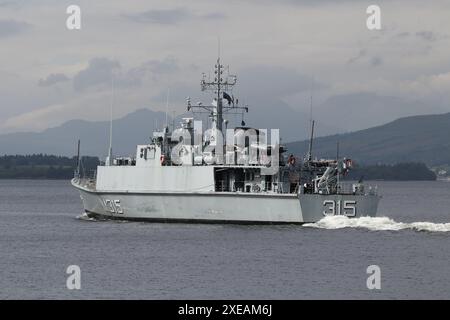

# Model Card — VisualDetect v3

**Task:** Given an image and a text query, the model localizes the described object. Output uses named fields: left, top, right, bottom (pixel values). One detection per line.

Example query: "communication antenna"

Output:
left=172, top=110, right=176, bottom=131
left=75, top=139, right=81, bottom=178
left=309, top=76, right=314, bottom=132
left=336, top=141, right=340, bottom=161
left=106, top=73, right=114, bottom=166
left=165, top=88, right=170, bottom=129
left=337, top=140, right=340, bottom=190
left=218, top=36, right=221, bottom=62
left=308, top=120, right=315, bottom=161
left=307, top=77, right=315, bottom=162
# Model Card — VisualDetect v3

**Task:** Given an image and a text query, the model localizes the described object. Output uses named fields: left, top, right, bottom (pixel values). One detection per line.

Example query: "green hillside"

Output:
left=346, top=163, right=436, bottom=181
left=286, top=112, right=450, bottom=166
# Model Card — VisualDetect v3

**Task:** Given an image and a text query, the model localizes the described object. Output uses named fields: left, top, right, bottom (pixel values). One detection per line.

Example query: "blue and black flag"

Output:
left=223, top=92, right=233, bottom=105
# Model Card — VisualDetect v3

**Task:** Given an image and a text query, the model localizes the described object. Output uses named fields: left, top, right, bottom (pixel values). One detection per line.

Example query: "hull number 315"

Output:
left=102, top=199, right=124, bottom=214
left=323, top=200, right=356, bottom=217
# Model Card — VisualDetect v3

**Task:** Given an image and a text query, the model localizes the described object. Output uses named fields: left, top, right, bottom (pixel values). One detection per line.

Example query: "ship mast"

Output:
left=215, top=38, right=223, bottom=132
left=199, top=57, right=232, bottom=132
left=187, top=55, right=247, bottom=134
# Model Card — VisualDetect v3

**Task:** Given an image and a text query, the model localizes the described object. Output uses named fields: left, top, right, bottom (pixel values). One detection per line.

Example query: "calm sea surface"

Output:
left=0, top=179, right=449, bottom=299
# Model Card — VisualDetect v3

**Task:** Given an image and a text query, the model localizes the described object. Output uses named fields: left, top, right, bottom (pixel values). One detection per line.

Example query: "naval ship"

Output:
left=72, top=57, right=380, bottom=223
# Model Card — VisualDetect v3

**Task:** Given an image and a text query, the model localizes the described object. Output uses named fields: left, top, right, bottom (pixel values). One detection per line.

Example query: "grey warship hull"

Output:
left=72, top=179, right=380, bottom=224
left=72, top=56, right=382, bottom=224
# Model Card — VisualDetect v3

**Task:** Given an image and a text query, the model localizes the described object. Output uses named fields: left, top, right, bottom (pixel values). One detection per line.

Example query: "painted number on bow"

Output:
left=103, top=199, right=124, bottom=214
left=323, top=200, right=356, bottom=217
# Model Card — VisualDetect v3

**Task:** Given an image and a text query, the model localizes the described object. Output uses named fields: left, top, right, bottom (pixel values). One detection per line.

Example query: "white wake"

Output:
left=75, top=212, right=97, bottom=221
left=303, top=216, right=450, bottom=233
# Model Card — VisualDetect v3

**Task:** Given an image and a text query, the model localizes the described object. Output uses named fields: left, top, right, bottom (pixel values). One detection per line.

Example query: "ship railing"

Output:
left=214, top=180, right=275, bottom=193
left=74, top=169, right=97, bottom=190
left=336, top=183, right=354, bottom=195
left=82, top=169, right=96, bottom=180
left=337, top=182, right=378, bottom=196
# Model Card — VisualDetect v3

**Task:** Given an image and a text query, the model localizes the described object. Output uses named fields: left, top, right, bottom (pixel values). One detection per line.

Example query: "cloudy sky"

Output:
left=1, top=0, right=450, bottom=134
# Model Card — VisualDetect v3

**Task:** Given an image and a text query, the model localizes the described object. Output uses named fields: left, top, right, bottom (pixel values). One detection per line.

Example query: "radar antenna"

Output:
left=187, top=55, right=248, bottom=132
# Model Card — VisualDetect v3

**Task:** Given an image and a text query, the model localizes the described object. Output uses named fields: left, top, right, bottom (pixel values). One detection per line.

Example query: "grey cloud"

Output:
left=348, top=49, right=382, bottom=67
left=124, top=8, right=189, bottom=25
left=117, top=67, right=145, bottom=88
left=123, top=8, right=225, bottom=25
left=0, top=1, right=16, bottom=8
left=0, top=19, right=30, bottom=38
left=73, top=58, right=120, bottom=92
left=202, top=12, right=226, bottom=20
left=416, top=31, right=436, bottom=42
left=234, top=0, right=386, bottom=7
left=347, top=49, right=367, bottom=64
left=238, top=65, right=325, bottom=99
left=150, top=64, right=324, bottom=112
left=370, top=56, right=383, bottom=67
left=396, top=30, right=439, bottom=42
left=117, top=56, right=180, bottom=86
left=38, top=73, right=69, bottom=87
left=394, top=32, right=410, bottom=38
left=119, top=56, right=179, bottom=86
left=144, top=56, right=179, bottom=74
left=72, top=57, right=179, bottom=91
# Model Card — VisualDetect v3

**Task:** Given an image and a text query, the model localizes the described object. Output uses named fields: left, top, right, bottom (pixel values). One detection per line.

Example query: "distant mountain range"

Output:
left=1, top=107, right=450, bottom=166
left=286, top=112, right=450, bottom=166
left=305, top=92, right=445, bottom=132
left=0, top=101, right=340, bottom=158
left=0, top=109, right=169, bottom=157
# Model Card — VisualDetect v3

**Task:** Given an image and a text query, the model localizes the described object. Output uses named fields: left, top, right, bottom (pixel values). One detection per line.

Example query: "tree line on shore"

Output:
left=0, top=154, right=437, bottom=180
left=0, top=154, right=99, bottom=179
